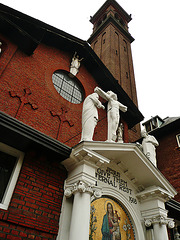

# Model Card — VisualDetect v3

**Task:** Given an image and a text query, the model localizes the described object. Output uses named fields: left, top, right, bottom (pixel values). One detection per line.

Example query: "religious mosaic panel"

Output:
left=89, top=197, right=135, bottom=240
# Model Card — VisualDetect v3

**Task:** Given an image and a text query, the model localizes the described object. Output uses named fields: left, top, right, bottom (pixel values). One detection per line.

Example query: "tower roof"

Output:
left=90, top=0, right=132, bottom=24
left=88, top=0, right=134, bottom=44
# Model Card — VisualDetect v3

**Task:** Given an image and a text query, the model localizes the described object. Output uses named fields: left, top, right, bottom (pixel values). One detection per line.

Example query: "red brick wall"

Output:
left=0, top=34, right=109, bottom=238
left=157, top=127, right=180, bottom=201
left=128, top=124, right=141, bottom=143
left=0, top=34, right=108, bottom=147
left=0, top=149, right=67, bottom=239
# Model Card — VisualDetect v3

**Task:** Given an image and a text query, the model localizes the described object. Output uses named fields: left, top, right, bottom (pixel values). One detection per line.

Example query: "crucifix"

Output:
left=9, top=88, right=38, bottom=118
left=50, top=107, right=74, bottom=140
left=94, top=87, right=127, bottom=142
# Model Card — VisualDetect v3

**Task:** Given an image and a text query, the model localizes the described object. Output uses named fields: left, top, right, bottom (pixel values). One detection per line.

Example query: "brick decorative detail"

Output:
left=9, top=88, right=38, bottom=118
left=50, top=107, right=74, bottom=140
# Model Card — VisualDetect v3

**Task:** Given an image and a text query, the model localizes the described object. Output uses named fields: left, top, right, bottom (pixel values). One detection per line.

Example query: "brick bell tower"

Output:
left=88, top=0, right=138, bottom=108
left=88, top=0, right=141, bottom=141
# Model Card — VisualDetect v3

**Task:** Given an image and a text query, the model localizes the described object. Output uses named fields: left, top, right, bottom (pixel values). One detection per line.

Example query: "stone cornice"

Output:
left=136, top=186, right=173, bottom=202
left=0, top=111, right=71, bottom=160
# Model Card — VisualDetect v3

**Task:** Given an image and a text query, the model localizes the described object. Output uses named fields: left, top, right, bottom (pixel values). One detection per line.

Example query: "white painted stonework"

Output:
left=70, top=52, right=83, bottom=76
left=94, top=87, right=127, bottom=142
left=81, top=92, right=104, bottom=141
left=57, top=141, right=177, bottom=240
left=0, top=143, right=24, bottom=210
left=141, top=129, right=159, bottom=167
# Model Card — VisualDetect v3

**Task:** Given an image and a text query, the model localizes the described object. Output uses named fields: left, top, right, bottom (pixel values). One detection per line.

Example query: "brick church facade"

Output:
left=0, top=1, right=178, bottom=240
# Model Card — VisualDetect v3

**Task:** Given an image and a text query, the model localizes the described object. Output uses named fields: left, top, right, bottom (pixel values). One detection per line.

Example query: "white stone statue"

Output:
left=141, top=129, right=159, bottom=166
left=117, top=123, right=124, bottom=143
left=94, top=87, right=127, bottom=142
left=81, top=91, right=104, bottom=141
left=70, top=52, right=83, bottom=76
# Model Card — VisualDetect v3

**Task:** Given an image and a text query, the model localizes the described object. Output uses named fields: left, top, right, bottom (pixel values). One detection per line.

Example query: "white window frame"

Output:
left=0, top=142, right=24, bottom=210
left=176, top=134, right=180, bottom=147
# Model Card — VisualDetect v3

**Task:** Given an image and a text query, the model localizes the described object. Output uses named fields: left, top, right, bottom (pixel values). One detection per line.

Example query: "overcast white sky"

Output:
left=1, top=0, right=180, bottom=123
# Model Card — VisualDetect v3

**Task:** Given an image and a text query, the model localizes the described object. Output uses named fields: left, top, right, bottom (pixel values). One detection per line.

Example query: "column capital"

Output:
left=144, top=215, right=175, bottom=229
left=64, top=180, right=102, bottom=198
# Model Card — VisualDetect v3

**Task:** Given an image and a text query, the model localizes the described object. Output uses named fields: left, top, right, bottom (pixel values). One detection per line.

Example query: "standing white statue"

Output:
left=94, top=87, right=127, bottom=142
left=141, top=129, right=159, bottom=166
left=70, top=52, right=83, bottom=76
left=81, top=92, right=105, bottom=141
left=117, top=123, right=124, bottom=143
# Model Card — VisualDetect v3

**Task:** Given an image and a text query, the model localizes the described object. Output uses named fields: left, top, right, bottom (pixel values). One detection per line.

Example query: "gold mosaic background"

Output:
left=89, top=197, right=135, bottom=240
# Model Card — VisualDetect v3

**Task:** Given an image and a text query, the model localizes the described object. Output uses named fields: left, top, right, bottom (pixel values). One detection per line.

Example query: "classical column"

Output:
left=64, top=180, right=102, bottom=240
left=145, top=216, right=175, bottom=240
left=137, top=186, right=176, bottom=240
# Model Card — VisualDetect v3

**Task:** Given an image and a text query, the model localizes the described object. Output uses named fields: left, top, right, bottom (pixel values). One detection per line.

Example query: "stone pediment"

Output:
left=67, top=141, right=176, bottom=198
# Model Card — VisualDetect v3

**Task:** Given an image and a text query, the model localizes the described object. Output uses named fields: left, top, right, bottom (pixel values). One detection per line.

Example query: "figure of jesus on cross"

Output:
left=94, top=87, right=127, bottom=142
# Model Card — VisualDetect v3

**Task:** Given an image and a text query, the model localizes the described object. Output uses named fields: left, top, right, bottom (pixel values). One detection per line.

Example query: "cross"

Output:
left=9, top=88, right=38, bottom=118
left=50, top=107, right=74, bottom=140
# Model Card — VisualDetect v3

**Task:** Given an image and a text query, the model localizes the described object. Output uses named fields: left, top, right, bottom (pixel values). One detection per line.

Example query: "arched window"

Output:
left=52, top=70, right=84, bottom=104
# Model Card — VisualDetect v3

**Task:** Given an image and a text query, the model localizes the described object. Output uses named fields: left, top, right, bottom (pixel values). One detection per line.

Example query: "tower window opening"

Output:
left=102, top=14, right=107, bottom=21
left=97, top=20, right=102, bottom=27
left=114, top=13, right=120, bottom=20
left=120, top=18, right=125, bottom=27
